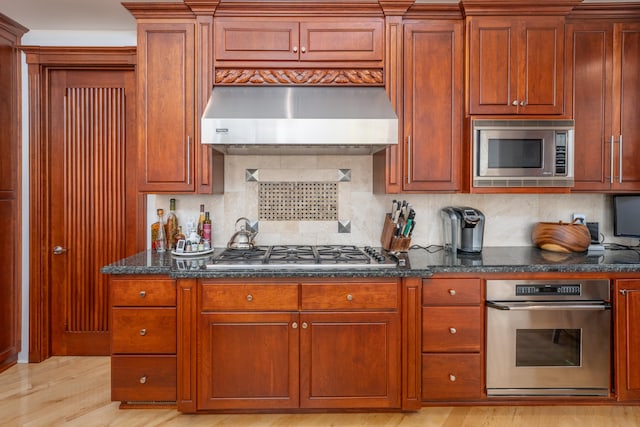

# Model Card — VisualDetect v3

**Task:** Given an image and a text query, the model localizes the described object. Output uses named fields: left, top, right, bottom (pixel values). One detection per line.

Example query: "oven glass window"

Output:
left=515, top=329, right=581, bottom=367
left=487, top=138, right=542, bottom=168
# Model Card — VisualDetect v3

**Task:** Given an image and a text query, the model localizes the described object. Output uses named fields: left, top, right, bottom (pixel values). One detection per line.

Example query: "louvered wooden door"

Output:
left=49, top=69, right=135, bottom=355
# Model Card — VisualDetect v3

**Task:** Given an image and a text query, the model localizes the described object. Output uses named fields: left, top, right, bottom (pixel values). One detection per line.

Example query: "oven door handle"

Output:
left=486, top=301, right=611, bottom=311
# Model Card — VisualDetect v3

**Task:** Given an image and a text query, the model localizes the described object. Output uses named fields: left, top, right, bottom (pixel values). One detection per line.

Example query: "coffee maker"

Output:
left=440, top=207, right=485, bottom=253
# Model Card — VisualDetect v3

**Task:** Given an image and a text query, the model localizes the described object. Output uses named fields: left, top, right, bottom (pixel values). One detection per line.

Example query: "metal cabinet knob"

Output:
left=520, top=101, right=526, bottom=106
left=53, top=246, right=67, bottom=255
left=449, top=374, right=456, bottom=382
left=139, top=375, right=147, bottom=384
left=302, top=322, right=308, bottom=329
left=246, top=294, right=253, bottom=302
left=139, top=328, right=147, bottom=336
left=293, top=46, right=298, bottom=53
left=292, top=322, right=298, bottom=329
left=448, top=289, right=456, bottom=296
left=346, top=294, right=353, bottom=301
left=139, top=290, right=146, bottom=298
left=449, top=327, right=457, bottom=334
left=301, top=46, right=306, bottom=53
left=512, top=100, right=518, bottom=106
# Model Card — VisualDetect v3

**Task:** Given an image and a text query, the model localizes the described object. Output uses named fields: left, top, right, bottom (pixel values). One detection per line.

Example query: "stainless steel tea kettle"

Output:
left=226, top=217, right=257, bottom=249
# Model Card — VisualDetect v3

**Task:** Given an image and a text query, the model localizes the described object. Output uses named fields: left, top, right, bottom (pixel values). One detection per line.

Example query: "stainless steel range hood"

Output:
left=201, top=86, right=398, bottom=155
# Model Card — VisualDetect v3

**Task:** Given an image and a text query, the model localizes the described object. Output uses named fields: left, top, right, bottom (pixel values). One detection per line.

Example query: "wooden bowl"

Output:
left=532, top=220, right=591, bottom=253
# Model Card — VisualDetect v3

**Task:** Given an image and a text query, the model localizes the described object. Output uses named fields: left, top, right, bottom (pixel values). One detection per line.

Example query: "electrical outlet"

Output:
left=572, top=213, right=586, bottom=224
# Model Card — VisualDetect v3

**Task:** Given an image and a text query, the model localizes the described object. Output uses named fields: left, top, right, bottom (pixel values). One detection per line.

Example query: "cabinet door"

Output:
left=517, top=16, right=565, bottom=115
left=299, top=18, right=383, bottom=62
left=568, top=22, right=614, bottom=191
left=197, top=312, right=299, bottom=410
left=214, top=18, right=299, bottom=61
left=468, top=17, right=518, bottom=114
left=468, top=16, right=564, bottom=115
left=137, top=22, right=195, bottom=192
left=299, top=312, right=400, bottom=409
left=615, top=279, right=640, bottom=401
left=403, top=20, right=463, bottom=191
left=614, top=23, right=640, bottom=191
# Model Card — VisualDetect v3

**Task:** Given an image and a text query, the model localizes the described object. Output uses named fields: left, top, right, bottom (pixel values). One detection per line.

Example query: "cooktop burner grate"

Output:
left=206, top=245, right=397, bottom=269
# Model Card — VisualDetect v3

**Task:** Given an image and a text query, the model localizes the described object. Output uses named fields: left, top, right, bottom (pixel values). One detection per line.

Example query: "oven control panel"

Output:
left=515, top=284, right=581, bottom=296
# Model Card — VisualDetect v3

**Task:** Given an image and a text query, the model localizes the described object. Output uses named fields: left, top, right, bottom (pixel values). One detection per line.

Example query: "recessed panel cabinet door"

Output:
left=137, top=22, right=195, bottom=192
left=197, top=312, right=300, bottom=410
left=615, top=280, right=640, bottom=401
left=569, top=22, right=640, bottom=192
left=403, top=20, right=463, bottom=191
left=468, top=16, right=564, bottom=115
left=299, top=312, right=400, bottom=409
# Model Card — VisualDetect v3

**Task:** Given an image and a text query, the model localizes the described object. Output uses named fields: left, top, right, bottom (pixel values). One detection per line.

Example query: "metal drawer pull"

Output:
left=449, top=374, right=456, bottom=382
left=302, top=322, right=308, bottom=329
left=139, top=328, right=147, bottom=336
left=139, top=375, right=147, bottom=384
left=448, top=289, right=456, bottom=296
left=139, top=290, right=146, bottom=298
left=292, top=322, right=298, bottom=329
left=346, top=294, right=353, bottom=301
left=449, top=327, right=457, bottom=334
left=246, top=294, right=253, bottom=302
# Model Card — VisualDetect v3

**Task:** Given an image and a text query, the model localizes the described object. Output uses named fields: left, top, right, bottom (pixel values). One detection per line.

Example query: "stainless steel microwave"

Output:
left=473, top=120, right=575, bottom=188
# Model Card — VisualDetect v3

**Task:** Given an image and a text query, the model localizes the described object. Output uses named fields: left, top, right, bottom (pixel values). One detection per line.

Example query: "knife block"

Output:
left=380, top=214, right=411, bottom=252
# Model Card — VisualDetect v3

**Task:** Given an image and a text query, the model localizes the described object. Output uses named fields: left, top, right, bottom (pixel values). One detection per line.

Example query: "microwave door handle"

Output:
left=487, top=301, right=611, bottom=311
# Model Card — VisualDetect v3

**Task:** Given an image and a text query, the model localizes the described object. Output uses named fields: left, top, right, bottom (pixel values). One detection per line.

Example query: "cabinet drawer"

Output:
left=201, top=283, right=299, bottom=311
left=110, top=277, right=176, bottom=307
left=423, top=278, right=481, bottom=305
left=301, top=281, right=398, bottom=310
left=422, top=353, right=482, bottom=401
left=111, top=308, right=176, bottom=353
left=111, top=355, right=176, bottom=402
left=422, top=306, right=481, bottom=352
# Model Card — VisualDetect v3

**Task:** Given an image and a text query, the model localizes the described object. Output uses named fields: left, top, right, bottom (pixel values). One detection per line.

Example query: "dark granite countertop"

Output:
left=100, top=246, right=640, bottom=278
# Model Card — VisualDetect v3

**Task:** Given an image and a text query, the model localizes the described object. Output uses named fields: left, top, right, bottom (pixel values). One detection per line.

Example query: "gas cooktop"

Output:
left=205, top=245, right=401, bottom=270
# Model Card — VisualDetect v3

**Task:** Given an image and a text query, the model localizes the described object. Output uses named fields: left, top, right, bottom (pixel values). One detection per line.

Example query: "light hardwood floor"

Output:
left=1, top=356, right=639, bottom=427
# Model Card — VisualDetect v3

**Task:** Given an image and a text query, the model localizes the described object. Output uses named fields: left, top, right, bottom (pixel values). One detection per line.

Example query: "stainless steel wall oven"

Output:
left=486, top=279, right=611, bottom=396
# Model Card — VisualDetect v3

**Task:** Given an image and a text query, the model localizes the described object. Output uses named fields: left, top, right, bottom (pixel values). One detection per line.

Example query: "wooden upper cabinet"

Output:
left=403, top=20, right=463, bottom=192
left=468, top=16, right=565, bottom=115
left=214, top=17, right=383, bottom=64
left=568, top=22, right=640, bottom=192
left=137, top=21, right=196, bottom=192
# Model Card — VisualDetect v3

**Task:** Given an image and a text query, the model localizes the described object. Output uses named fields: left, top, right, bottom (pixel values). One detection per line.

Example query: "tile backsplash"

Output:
left=149, top=155, right=636, bottom=249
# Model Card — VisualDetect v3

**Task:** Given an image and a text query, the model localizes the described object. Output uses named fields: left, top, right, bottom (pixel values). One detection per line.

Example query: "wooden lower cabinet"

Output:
left=198, top=312, right=300, bottom=410
left=111, top=355, right=177, bottom=402
left=109, top=276, right=177, bottom=404
left=300, top=311, right=399, bottom=409
left=421, top=278, right=483, bottom=402
left=422, top=353, right=482, bottom=401
left=195, top=279, right=401, bottom=411
left=615, top=279, right=640, bottom=401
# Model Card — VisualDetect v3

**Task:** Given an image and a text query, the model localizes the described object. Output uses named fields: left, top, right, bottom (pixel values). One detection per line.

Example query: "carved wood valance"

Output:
left=215, top=68, right=384, bottom=85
